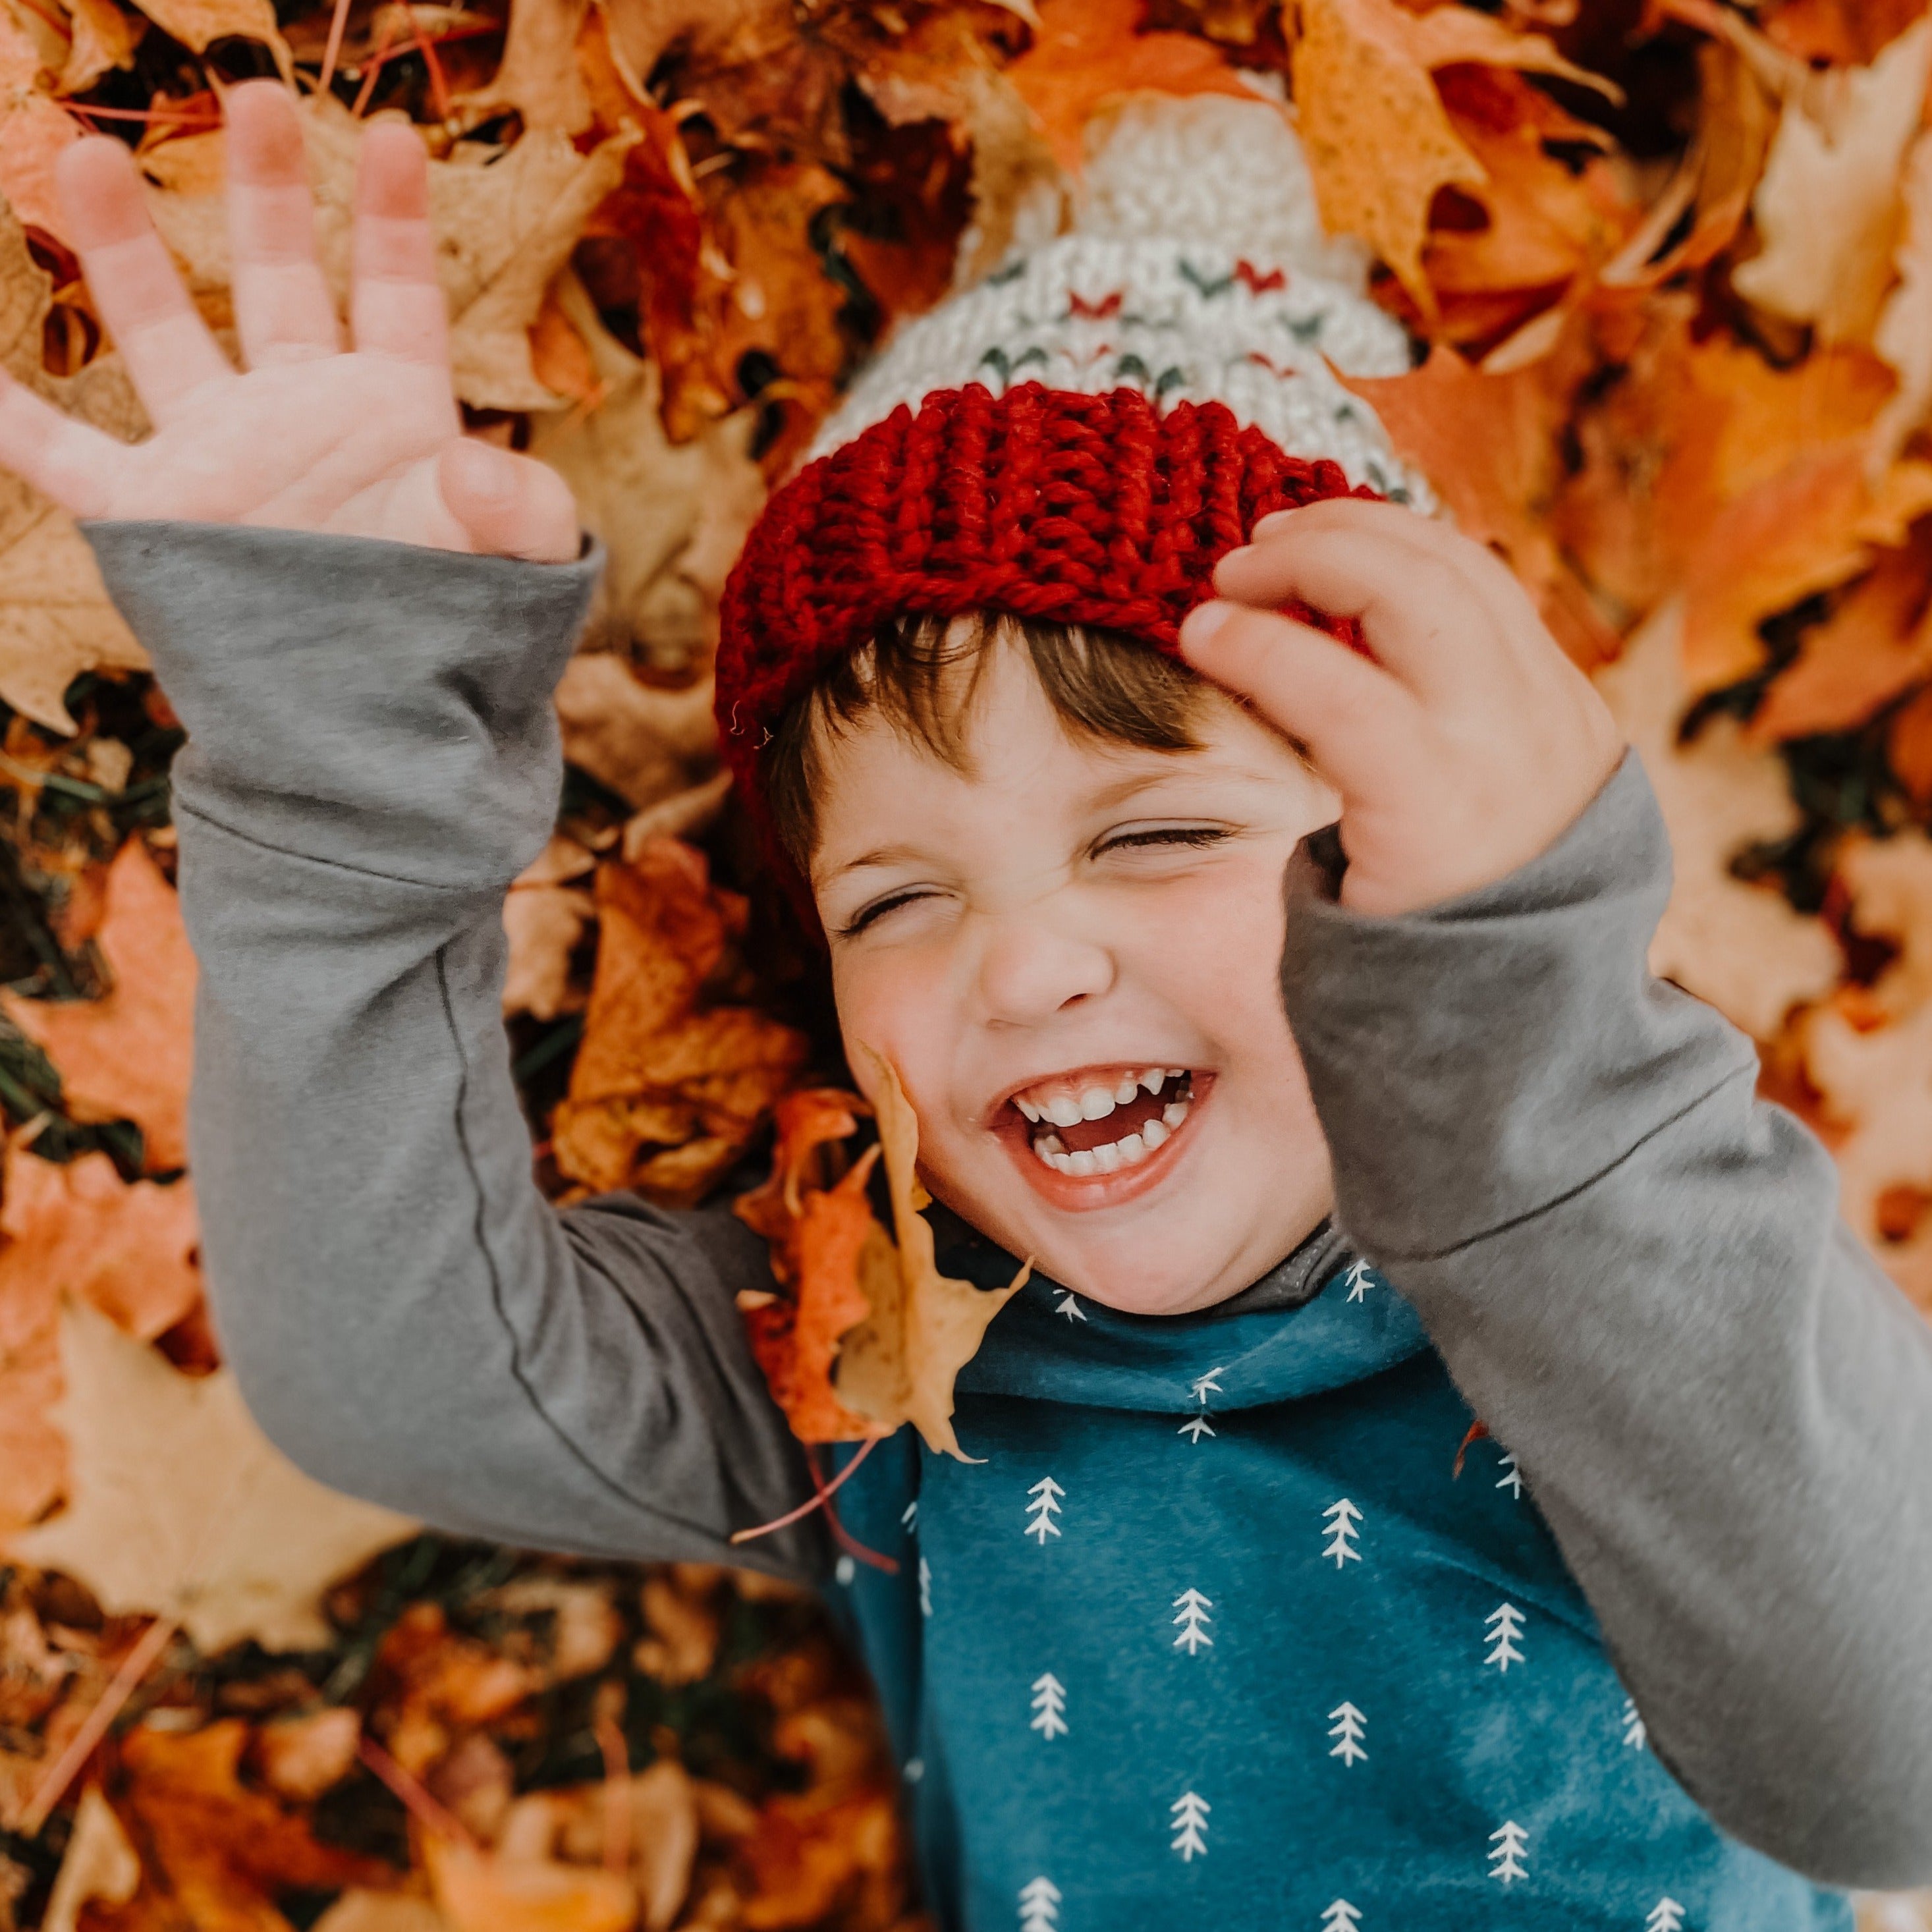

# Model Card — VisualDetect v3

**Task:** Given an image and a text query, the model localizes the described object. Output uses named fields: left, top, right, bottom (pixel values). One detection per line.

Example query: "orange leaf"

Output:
left=425, top=1834, right=637, bottom=1932
left=553, top=839, right=808, bottom=1206
left=1005, top=0, right=1259, bottom=178
left=1891, top=683, right=1932, bottom=804
left=1681, top=446, right=1932, bottom=692
left=1, top=839, right=196, bottom=1173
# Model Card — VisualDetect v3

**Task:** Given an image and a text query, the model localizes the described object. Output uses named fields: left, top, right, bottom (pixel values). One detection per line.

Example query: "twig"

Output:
left=20, top=1616, right=178, bottom=1836
left=317, top=0, right=356, bottom=97
left=731, top=1432, right=883, bottom=1546
left=357, top=1734, right=476, bottom=1848
left=404, top=5, right=453, bottom=123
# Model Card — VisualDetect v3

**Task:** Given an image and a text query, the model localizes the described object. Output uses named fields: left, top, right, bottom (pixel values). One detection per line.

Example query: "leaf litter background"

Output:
left=1, top=0, right=1932, bottom=1921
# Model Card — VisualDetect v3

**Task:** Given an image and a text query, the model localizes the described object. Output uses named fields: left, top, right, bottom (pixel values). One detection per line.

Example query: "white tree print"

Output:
left=1172, top=1587, right=1214, bottom=1655
left=1170, top=1791, right=1211, bottom=1860
left=1495, top=1451, right=1523, bottom=1499
left=1323, top=1498, right=1364, bottom=1568
left=1055, top=1290, right=1086, bottom=1321
left=1178, top=1413, right=1216, bottom=1443
left=1622, top=1695, right=1648, bottom=1750
left=1189, top=1367, right=1225, bottom=1404
left=1488, top=1821, right=1530, bottom=1884
left=1030, top=1671, right=1068, bottom=1740
left=1485, top=1602, right=1526, bottom=1672
left=1321, top=1904, right=1363, bottom=1931
left=1327, top=1700, right=1368, bottom=1766
left=1025, top=1476, right=1065, bottom=1544
left=1645, top=1898, right=1686, bottom=1932
left=1342, top=1258, right=1375, bottom=1302
left=1018, top=1876, right=1061, bottom=1931
left=901, top=1498, right=919, bottom=1532
left=919, top=1555, right=932, bottom=1618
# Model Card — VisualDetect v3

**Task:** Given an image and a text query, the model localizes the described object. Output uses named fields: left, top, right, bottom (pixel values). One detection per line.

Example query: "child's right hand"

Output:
left=0, top=81, right=578, bottom=563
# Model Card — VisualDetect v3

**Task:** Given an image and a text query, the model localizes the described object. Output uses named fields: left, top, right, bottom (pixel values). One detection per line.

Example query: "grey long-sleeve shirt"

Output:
left=81, top=520, right=1932, bottom=1889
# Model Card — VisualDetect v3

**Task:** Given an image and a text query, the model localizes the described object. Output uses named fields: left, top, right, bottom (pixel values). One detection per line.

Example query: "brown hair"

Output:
left=759, top=609, right=1212, bottom=869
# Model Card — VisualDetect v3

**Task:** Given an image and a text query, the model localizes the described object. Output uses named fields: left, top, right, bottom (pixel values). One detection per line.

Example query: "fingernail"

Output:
left=1180, top=599, right=1233, bottom=647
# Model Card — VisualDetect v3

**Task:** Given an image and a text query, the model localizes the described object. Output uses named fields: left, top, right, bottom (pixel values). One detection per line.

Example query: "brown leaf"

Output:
left=1004, top=0, right=1261, bottom=178
left=57, top=0, right=139, bottom=94
left=458, top=0, right=593, bottom=134
left=503, top=834, right=595, bottom=1022
left=832, top=1047, right=1027, bottom=1462
left=1, top=839, right=195, bottom=1171
left=6, top=1300, right=416, bottom=1653
left=123, top=0, right=289, bottom=58
left=553, top=840, right=808, bottom=1205
left=0, top=17, right=80, bottom=242
left=250, top=1708, right=364, bottom=1804
left=1732, top=16, right=1932, bottom=343
left=41, top=1785, right=138, bottom=1932
left=424, top=1835, right=637, bottom=1932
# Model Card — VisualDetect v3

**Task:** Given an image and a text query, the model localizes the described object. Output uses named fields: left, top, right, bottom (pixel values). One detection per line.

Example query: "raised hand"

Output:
left=1178, top=498, right=1624, bottom=918
left=0, top=81, right=578, bottom=563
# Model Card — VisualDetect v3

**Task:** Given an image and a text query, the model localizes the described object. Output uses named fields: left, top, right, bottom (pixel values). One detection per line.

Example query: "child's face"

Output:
left=810, top=637, right=1343, bottom=1316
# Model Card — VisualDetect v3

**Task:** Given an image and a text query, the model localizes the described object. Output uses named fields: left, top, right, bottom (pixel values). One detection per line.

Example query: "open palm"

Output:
left=0, top=81, right=578, bottom=562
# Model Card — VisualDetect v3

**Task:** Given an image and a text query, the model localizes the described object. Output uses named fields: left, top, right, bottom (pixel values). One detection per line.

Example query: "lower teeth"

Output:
left=1030, top=1097, right=1190, bottom=1174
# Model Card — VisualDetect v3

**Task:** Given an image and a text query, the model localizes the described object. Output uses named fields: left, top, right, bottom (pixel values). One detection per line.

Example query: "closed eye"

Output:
left=1095, top=825, right=1234, bottom=857
left=837, top=887, right=939, bottom=938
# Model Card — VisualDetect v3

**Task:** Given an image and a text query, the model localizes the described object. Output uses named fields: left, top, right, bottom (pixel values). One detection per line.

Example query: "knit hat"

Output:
left=713, top=94, right=1429, bottom=855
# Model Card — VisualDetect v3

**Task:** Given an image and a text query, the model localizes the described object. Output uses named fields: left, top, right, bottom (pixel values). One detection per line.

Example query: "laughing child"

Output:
left=5, top=78, right=1930, bottom=1931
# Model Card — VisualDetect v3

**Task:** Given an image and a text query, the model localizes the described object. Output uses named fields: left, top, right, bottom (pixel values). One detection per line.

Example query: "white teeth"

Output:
left=1141, top=1118, right=1168, bottom=1150
left=1079, top=1086, right=1117, bottom=1121
left=1163, top=1099, right=1190, bottom=1128
left=1093, top=1141, right=1121, bottom=1173
left=1016, top=1097, right=1041, bottom=1123
left=1114, top=1075, right=1139, bottom=1105
left=1119, top=1132, right=1147, bottom=1165
left=1139, top=1068, right=1164, bottom=1095
left=1044, top=1094, right=1085, bottom=1128
left=1066, top=1148, right=1098, bottom=1176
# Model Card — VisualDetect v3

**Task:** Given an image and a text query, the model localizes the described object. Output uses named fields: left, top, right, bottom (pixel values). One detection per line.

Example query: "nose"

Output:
left=972, top=910, right=1116, bottom=1027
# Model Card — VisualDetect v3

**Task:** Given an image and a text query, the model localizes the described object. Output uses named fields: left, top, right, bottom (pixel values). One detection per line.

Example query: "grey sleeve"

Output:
left=84, top=522, right=826, bottom=1583
left=1280, top=748, right=1932, bottom=1891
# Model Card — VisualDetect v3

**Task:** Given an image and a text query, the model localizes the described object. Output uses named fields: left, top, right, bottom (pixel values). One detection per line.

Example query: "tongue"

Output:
left=1053, top=1087, right=1169, bottom=1153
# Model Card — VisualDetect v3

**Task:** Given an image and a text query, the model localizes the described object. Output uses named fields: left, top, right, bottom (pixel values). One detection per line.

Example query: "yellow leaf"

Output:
left=834, top=1046, right=1027, bottom=1461
left=123, top=0, right=288, bottom=60
left=6, top=1300, right=415, bottom=1654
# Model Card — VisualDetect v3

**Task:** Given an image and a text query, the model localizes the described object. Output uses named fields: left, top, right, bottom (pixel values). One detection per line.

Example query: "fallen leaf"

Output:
left=503, top=856, right=594, bottom=1022
left=7, top=1299, right=416, bottom=1653
left=1, top=838, right=195, bottom=1171
left=553, top=839, right=808, bottom=1206
left=1680, top=447, right=1932, bottom=691
left=57, top=0, right=138, bottom=93
left=735, top=1088, right=888, bottom=1444
left=424, top=1833, right=637, bottom=1932
left=1891, top=683, right=1932, bottom=804
left=551, top=654, right=717, bottom=808
left=458, top=0, right=593, bottom=134
left=1872, top=128, right=1932, bottom=470
left=1732, top=15, right=1932, bottom=342
left=312, top=1894, right=451, bottom=1932
left=1292, top=0, right=1487, bottom=310
left=619, top=768, right=734, bottom=860
left=1748, top=530, right=1932, bottom=740
left=1595, top=603, right=1842, bottom=1038
left=40, top=1785, right=138, bottom=1932
left=833, top=1047, right=1028, bottom=1461
left=252, top=1707, right=364, bottom=1804
left=1004, top=0, right=1261, bottom=177
left=123, top=0, right=289, bottom=58
left=0, top=17, right=80, bottom=242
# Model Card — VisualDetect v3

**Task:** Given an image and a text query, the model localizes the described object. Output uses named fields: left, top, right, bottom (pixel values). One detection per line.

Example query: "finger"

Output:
left=1216, top=500, right=1537, bottom=701
left=437, top=439, right=580, bottom=563
left=0, top=368, right=124, bottom=519
left=57, top=138, right=233, bottom=424
left=351, top=122, right=448, bottom=366
left=1178, top=599, right=1426, bottom=799
left=225, top=81, right=341, bottom=368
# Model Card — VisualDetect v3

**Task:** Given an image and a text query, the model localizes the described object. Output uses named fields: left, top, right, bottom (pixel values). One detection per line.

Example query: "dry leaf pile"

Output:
left=4, top=0, right=1932, bottom=1922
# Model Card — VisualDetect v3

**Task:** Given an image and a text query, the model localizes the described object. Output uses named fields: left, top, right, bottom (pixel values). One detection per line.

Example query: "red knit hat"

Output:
left=712, top=97, right=1431, bottom=902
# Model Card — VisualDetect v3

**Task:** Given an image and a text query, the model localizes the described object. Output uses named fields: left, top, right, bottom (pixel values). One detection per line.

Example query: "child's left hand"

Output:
left=1177, top=498, right=1625, bottom=919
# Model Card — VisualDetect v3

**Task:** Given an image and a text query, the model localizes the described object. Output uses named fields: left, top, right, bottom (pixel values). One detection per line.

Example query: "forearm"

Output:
left=1282, top=751, right=1932, bottom=1889
left=90, top=522, right=825, bottom=1580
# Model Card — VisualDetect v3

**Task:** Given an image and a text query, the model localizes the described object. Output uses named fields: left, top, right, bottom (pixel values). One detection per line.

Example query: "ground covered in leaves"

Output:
left=5, top=0, right=1932, bottom=1923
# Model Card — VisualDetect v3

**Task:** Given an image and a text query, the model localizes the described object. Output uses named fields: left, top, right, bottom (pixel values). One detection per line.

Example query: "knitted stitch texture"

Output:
left=716, top=379, right=1373, bottom=802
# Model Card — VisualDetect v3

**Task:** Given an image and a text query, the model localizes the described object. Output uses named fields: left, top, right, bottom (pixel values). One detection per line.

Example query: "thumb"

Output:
left=437, top=438, right=580, bottom=564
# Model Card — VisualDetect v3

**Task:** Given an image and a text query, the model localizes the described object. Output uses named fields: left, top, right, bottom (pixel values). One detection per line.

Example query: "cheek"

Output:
left=829, top=946, right=959, bottom=1122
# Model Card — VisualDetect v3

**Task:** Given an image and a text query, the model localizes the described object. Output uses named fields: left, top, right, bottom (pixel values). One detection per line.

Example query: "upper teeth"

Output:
left=1013, top=1068, right=1185, bottom=1126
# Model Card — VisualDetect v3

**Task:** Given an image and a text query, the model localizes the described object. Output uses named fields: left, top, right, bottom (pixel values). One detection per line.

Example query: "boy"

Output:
left=5, top=80, right=1930, bottom=1929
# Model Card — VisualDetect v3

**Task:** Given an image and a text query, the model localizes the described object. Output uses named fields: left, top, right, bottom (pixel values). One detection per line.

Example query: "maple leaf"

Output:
left=503, top=835, right=595, bottom=1023
left=6, top=1299, right=416, bottom=1653
left=458, top=0, right=595, bottom=135
left=1594, top=605, right=1842, bottom=1040
left=553, top=839, right=809, bottom=1206
left=57, top=0, right=138, bottom=94
left=1, top=837, right=195, bottom=1171
left=735, top=1088, right=888, bottom=1444
left=0, top=14, right=80, bottom=242
left=124, top=0, right=289, bottom=58
left=832, top=1045, right=1028, bottom=1462
left=1679, top=445, right=1932, bottom=691
left=1004, top=0, right=1261, bottom=179
left=1732, top=14, right=1932, bottom=343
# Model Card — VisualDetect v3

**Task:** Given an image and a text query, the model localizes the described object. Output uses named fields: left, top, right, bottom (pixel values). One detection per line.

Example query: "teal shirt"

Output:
left=824, top=1244, right=1855, bottom=1932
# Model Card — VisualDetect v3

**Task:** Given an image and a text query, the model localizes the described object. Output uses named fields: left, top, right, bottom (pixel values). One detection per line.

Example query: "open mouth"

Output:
left=1008, top=1067, right=1196, bottom=1178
